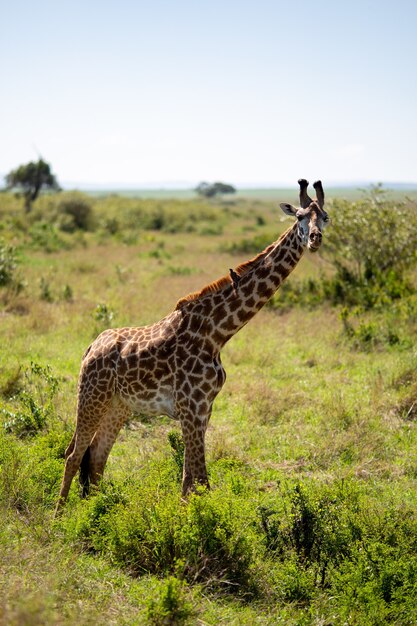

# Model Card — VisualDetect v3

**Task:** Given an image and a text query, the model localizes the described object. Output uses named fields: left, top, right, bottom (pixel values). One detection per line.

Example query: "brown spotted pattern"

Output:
left=55, top=180, right=327, bottom=513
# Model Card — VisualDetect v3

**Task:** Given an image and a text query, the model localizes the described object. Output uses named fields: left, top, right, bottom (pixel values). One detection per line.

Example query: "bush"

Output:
left=2, top=362, right=60, bottom=437
left=258, top=480, right=417, bottom=620
left=145, top=576, right=196, bottom=625
left=325, top=186, right=417, bottom=307
left=55, top=192, right=94, bottom=232
left=268, top=277, right=325, bottom=312
left=61, top=466, right=256, bottom=591
left=0, top=239, right=18, bottom=287
left=328, top=186, right=417, bottom=278
left=0, top=243, right=25, bottom=304
left=167, top=430, right=185, bottom=481
left=28, top=221, right=70, bottom=252
left=93, top=303, right=114, bottom=327
left=339, top=307, right=404, bottom=350
left=0, top=427, right=68, bottom=510
left=259, top=482, right=360, bottom=588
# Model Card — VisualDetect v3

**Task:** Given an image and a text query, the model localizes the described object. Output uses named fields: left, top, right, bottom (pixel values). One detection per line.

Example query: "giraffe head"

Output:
left=280, top=179, right=329, bottom=252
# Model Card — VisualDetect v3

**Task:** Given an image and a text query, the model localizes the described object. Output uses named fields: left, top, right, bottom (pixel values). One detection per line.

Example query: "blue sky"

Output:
left=1, top=0, right=417, bottom=187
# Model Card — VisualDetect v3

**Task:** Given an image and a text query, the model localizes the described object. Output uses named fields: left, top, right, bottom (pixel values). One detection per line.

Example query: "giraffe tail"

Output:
left=79, top=446, right=91, bottom=497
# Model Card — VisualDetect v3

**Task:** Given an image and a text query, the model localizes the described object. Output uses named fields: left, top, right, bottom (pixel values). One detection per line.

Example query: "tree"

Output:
left=195, top=181, right=236, bottom=199
left=327, top=185, right=417, bottom=282
left=324, top=185, right=417, bottom=307
left=5, top=159, right=60, bottom=211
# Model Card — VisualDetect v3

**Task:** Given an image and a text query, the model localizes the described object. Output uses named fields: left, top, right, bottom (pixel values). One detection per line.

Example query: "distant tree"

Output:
left=5, top=159, right=60, bottom=212
left=195, top=181, right=236, bottom=199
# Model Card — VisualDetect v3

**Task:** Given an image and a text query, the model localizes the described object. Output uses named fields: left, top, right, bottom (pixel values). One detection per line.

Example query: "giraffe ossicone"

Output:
left=55, top=179, right=329, bottom=514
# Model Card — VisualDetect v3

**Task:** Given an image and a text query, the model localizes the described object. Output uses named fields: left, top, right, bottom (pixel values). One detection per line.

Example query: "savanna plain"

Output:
left=1, top=187, right=417, bottom=625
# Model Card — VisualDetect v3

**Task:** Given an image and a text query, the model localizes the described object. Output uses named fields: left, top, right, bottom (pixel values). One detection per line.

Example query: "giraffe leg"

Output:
left=86, top=399, right=131, bottom=488
left=55, top=431, right=98, bottom=515
left=55, top=400, right=112, bottom=515
left=180, top=416, right=210, bottom=497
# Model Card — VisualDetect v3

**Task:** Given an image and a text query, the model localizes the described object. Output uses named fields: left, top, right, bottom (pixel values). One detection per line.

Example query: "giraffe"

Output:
left=55, top=179, right=329, bottom=513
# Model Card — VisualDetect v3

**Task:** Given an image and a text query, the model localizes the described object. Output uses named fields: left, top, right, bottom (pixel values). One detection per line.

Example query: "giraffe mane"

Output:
left=175, top=234, right=286, bottom=310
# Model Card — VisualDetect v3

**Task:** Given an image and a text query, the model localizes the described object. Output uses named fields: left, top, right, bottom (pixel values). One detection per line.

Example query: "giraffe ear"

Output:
left=280, top=203, right=297, bottom=217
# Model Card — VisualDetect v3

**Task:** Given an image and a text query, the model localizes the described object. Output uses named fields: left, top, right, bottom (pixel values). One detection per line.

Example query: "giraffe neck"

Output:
left=184, top=221, right=305, bottom=350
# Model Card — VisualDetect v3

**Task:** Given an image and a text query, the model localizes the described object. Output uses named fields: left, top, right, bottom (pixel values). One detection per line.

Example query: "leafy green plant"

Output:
left=324, top=187, right=417, bottom=308
left=61, top=467, right=255, bottom=591
left=0, top=239, right=18, bottom=287
left=328, top=186, right=417, bottom=277
left=167, top=430, right=185, bottom=481
left=102, top=216, right=120, bottom=235
left=55, top=192, right=95, bottom=232
left=39, top=277, right=53, bottom=302
left=340, top=307, right=403, bottom=350
left=62, top=284, right=73, bottom=301
left=3, top=362, right=60, bottom=437
left=94, top=303, right=114, bottom=326
left=145, top=576, right=196, bottom=625
left=178, top=491, right=254, bottom=589
left=267, top=276, right=325, bottom=312
left=260, top=482, right=362, bottom=589
left=28, top=221, right=69, bottom=252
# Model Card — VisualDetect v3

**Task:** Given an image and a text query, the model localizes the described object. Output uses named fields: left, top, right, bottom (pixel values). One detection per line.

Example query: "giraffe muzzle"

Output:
left=308, top=231, right=322, bottom=252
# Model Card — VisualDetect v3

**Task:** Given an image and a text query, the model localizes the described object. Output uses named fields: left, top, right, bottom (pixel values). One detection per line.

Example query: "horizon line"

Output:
left=59, top=180, right=417, bottom=190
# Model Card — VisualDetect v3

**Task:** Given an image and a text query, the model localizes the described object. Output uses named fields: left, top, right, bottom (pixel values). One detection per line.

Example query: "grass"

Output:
left=1, top=190, right=417, bottom=624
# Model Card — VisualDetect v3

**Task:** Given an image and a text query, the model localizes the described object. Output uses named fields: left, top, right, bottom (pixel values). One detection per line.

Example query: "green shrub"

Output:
left=28, top=221, right=70, bottom=252
left=340, top=307, right=407, bottom=351
left=145, top=576, right=196, bottom=625
left=268, top=276, right=325, bottom=312
left=331, top=512, right=417, bottom=623
left=2, top=362, right=60, bottom=438
left=55, top=192, right=94, bottom=232
left=0, top=427, right=68, bottom=510
left=62, top=284, right=74, bottom=301
left=258, top=480, right=417, bottom=620
left=119, top=200, right=222, bottom=235
left=61, top=465, right=256, bottom=591
left=167, top=430, right=184, bottom=481
left=259, top=483, right=360, bottom=588
left=0, top=239, right=18, bottom=287
left=39, top=276, right=54, bottom=302
left=324, top=187, right=417, bottom=308
left=177, top=490, right=254, bottom=588
left=328, top=186, right=417, bottom=279
left=93, top=303, right=114, bottom=329
left=272, top=557, right=316, bottom=602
